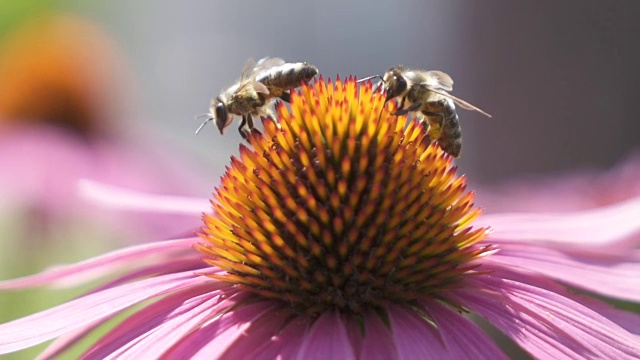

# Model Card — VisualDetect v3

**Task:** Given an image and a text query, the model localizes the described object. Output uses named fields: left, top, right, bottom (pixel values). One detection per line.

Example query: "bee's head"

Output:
left=212, top=97, right=231, bottom=134
left=383, top=67, right=407, bottom=101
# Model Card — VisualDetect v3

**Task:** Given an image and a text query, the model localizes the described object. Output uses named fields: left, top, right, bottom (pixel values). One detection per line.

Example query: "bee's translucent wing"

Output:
left=404, top=70, right=426, bottom=84
left=232, top=80, right=270, bottom=98
left=251, top=81, right=270, bottom=94
left=429, top=88, right=492, bottom=117
left=425, top=70, right=454, bottom=91
left=253, top=57, right=286, bottom=73
left=240, top=58, right=257, bottom=81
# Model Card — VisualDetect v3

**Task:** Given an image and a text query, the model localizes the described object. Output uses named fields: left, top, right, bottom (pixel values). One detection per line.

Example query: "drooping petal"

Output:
left=486, top=239, right=640, bottom=301
left=0, top=125, right=211, bottom=242
left=78, top=179, right=210, bottom=216
left=296, top=312, right=357, bottom=360
left=0, top=238, right=197, bottom=289
left=570, top=295, right=640, bottom=336
left=494, top=268, right=640, bottom=338
left=242, top=317, right=310, bottom=359
left=422, top=300, right=508, bottom=359
left=387, top=306, right=449, bottom=359
left=37, top=319, right=104, bottom=360
left=196, top=299, right=295, bottom=360
left=163, top=300, right=284, bottom=359
left=0, top=271, right=206, bottom=354
left=36, top=259, right=213, bottom=360
left=478, top=196, right=640, bottom=249
left=86, top=285, right=233, bottom=359
left=359, top=313, right=399, bottom=360
left=475, top=154, right=640, bottom=214
left=448, top=271, right=640, bottom=359
left=89, top=257, right=210, bottom=293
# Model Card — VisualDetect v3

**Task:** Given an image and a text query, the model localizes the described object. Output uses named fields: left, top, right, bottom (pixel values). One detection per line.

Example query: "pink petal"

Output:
left=359, top=312, right=399, bottom=359
left=0, top=126, right=211, bottom=241
left=215, top=302, right=304, bottom=359
left=0, top=126, right=94, bottom=212
left=570, top=295, right=640, bottom=336
left=88, top=286, right=233, bottom=359
left=39, top=258, right=212, bottom=356
left=475, top=154, right=640, bottom=214
left=387, top=305, right=449, bottom=359
left=422, top=300, right=507, bottom=359
left=491, top=267, right=640, bottom=337
left=77, top=179, right=211, bottom=216
left=0, top=271, right=206, bottom=354
left=163, top=300, right=283, bottom=359
left=38, top=281, right=221, bottom=360
left=486, top=240, right=640, bottom=301
left=37, top=319, right=104, bottom=360
left=0, top=238, right=197, bottom=289
left=296, top=311, right=357, bottom=360
left=87, top=257, right=210, bottom=293
left=246, top=317, right=310, bottom=359
left=474, top=172, right=598, bottom=214
left=448, top=271, right=640, bottom=359
left=478, top=196, right=640, bottom=248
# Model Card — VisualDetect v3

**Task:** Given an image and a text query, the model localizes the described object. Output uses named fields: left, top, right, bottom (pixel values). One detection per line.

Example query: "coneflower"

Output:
left=0, top=13, right=209, bottom=241
left=1, top=78, right=639, bottom=359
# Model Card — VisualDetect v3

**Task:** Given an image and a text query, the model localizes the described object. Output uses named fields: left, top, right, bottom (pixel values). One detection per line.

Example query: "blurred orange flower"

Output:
left=0, top=12, right=136, bottom=137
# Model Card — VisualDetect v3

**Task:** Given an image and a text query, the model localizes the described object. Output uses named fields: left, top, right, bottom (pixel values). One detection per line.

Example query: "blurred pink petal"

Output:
left=0, top=238, right=196, bottom=289
left=0, top=125, right=210, bottom=241
left=0, top=13, right=212, bottom=244
left=476, top=153, right=640, bottom=213
left=479, top=195, right=640, bottom=249
left=78, top=180, right=210, bottom=216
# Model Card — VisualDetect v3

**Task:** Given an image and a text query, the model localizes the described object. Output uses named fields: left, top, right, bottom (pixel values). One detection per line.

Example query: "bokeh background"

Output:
left=15, top=0, right=640, bottom=182
left=87, top=0, right=640, bottom=182
left=1, top=0, right=639, bottom=358
left=2, top=0, right=640, bottom=192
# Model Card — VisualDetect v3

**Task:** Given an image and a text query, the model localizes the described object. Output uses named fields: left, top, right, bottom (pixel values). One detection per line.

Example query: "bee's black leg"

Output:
left=394, top=102, right=422, bottom=116
left=246, top=113, right=254, bottom=130
left=278, top=92, right=291, bottom=103
left=238, top=116, right=249, bottom=139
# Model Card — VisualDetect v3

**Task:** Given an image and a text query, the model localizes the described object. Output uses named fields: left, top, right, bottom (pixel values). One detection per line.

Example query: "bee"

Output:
left=359, top=66, right=491, bottom=157
left=196, top=57, right=318, bottom=139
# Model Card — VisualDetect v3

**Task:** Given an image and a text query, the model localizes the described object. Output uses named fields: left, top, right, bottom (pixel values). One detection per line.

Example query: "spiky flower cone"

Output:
left=198, top=77, right=492, bottom=317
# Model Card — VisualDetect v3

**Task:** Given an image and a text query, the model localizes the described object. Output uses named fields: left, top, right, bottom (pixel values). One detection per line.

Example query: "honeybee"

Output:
left=196, top=57, right=318, bottom=138
left=359, top=66, right=491, bottom=157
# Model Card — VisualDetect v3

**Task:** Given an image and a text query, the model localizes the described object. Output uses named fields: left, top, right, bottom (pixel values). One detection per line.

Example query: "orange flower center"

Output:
left=198, top=78, right=491, bottom=316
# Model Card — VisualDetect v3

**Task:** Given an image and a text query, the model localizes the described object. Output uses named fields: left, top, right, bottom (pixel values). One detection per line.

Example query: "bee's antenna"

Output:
left=357, top=75, right=387, bottom=95
left=194, top=113, right=213, bottom=135
left=356, top=75, right=384, bottom=84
